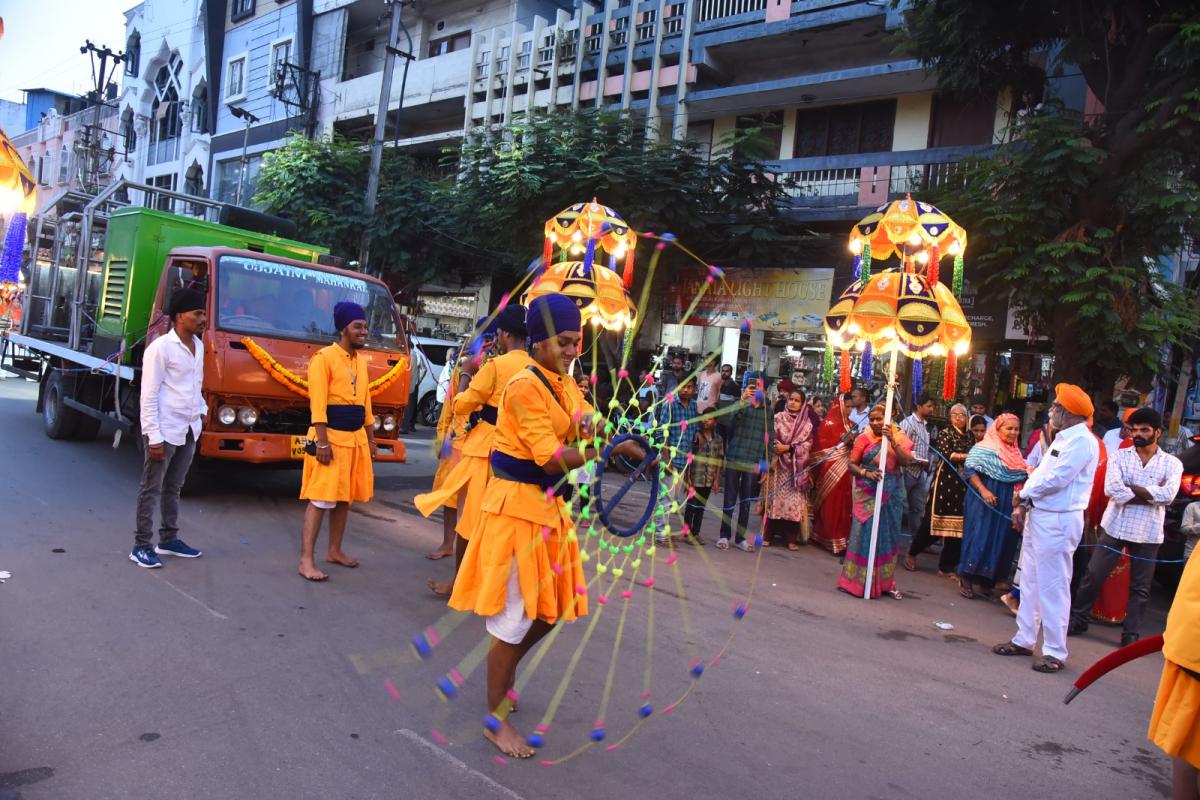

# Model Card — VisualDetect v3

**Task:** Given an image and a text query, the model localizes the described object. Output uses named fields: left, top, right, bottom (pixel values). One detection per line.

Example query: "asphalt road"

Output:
left=0, top=375, right=1178, bottom=800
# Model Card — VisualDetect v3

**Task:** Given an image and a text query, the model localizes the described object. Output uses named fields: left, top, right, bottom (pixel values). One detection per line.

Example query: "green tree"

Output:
left=902, top=0, right=1200, bottom=390
left=253, top=133, right=443, bottom=282
left=440, top=108, right=810, bottom=282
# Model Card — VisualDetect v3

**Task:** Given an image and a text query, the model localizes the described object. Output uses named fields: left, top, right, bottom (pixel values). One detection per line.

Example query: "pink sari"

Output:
left=811, top=400, right=852, bottom=554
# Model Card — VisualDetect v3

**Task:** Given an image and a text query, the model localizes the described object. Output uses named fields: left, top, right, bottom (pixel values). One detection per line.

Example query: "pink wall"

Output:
left=578, top=64, right=698, bottom=102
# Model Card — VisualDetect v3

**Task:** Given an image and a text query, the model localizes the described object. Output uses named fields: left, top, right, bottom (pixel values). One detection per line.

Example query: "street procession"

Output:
left=2, top=1, right=1200, bottom=798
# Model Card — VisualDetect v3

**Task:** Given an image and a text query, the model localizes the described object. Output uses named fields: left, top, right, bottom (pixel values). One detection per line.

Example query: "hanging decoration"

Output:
left=543, top=199, right=638, bottom=289
left=839, top=348, right=852, bottom=394
left=911, top=357, right=924, bottom=403
left=0, top=125, right=38, bottom=324
left=823, top=339, right=834, bottom=382
left=240, top=337, right=410, bottom=399
left=861, top=342, right=873, bottom=384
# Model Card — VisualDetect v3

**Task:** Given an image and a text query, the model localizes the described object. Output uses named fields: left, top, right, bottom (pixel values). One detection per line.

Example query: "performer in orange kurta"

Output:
left=1148, top=549, right=1200, bottom=797
left=416, top=304, right=530, bottom=596
left=448, top=293, right=644, bottom=759
left=298, top=302, right=377, bottom=582
left=425, top=317, right=496, bottom=561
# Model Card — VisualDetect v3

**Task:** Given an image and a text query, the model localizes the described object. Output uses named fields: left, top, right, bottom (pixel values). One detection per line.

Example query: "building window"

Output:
left=191, top=84, right=209, bottom=134
left=271, top=39, right=292, bottom=78
left=58, top=146, right=71, bottom=184
left=125, top=31, right=140, bottom=77
left=214, top=155, right=264, bottom=206
left=231, top=0, right=254, bottom=23
left=226, top=55, right=247, bottom=102
left=148, top=54, right=183, bottom=166
left=427, top=31, right=471, bottom=59
left=150, top=173, right=177, bottom=211
left=736, top=110, right=785, bottom=159
left=793, top=100, right=896, bottom=157
left=121, top=107, right=137, bottom=151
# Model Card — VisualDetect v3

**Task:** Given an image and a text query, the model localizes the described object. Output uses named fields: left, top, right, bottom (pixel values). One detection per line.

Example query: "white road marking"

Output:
left=394, top=728, right=528, bottom=800
left=152, top=573, right=229, bottom=620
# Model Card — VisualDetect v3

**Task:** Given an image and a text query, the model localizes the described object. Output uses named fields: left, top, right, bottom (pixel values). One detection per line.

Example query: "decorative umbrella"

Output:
left=523, top=259, right=636, bottom=332
left=825, top=197, right=973, bottom=599
left=0, top=126, right=37, bottom=321
left=544, top=199, right=638, bottom=288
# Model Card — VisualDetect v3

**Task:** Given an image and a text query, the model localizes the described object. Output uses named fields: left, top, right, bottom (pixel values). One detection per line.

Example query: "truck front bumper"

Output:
left=199, top=432, right=406, bottom=463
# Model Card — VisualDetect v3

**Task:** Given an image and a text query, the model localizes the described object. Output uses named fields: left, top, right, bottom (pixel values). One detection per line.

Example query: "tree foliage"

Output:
left=903, top=0, right=1200, bottom=389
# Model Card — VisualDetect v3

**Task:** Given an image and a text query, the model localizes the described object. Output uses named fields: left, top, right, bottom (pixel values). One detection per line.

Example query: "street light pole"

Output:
left=361, top=0, right=404, bottom=271
left=229, top=105, right=260, bottom=207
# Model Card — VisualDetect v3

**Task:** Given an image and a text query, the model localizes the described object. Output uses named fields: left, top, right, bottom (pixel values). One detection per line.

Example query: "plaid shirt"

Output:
left=691, top=432, right=725, bottom=487
left=899, top=413, right=931, bottom=477
left=723, top=401, right=773, bottom=473
left=1101, top=446, right=1183, bottom=544
left=656, top=398, right=698, bottom=470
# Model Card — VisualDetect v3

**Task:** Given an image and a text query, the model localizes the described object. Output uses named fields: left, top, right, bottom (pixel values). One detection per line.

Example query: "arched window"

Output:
left=125, top=31, right=141, bottom=77
left=191, top=83, right=209, bottom=134
left=121, top=107, right=137, bottom=152
left=148, top=54, right=182, bottom=163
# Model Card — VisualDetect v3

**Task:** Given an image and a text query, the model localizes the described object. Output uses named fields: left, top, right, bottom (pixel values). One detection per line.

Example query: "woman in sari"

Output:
left=837, top=404, right=914, bottom=599
left=811, top=393, right=855, bottom=554
left=905, top=403, right=973, bottom=575
left=764, top=388, right=816, bottom=550
left=958, top=413, right=1031, bottom=599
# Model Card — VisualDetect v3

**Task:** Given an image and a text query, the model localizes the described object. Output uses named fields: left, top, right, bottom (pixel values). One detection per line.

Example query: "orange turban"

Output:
left=1055, top=383, right=1094, bottom=418
left=1122, top=407, right=1135, bottom=423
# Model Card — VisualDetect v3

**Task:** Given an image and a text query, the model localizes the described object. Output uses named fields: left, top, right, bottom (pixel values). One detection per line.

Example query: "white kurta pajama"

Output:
left=1013, top=423, right=1099, bottom=661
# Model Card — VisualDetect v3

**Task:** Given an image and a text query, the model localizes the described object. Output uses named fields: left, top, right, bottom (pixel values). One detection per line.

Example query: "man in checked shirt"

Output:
left=1069, top=407, right=1183, bottom=646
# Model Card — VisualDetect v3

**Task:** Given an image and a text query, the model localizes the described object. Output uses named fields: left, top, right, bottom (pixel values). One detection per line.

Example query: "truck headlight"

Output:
left=217, top=405, right=237, bottom=425
left=373, top=417, right=382, bottom=431
left=237, top=407, right=259, bottom=426
left=383, top=415, right=397, bottom=432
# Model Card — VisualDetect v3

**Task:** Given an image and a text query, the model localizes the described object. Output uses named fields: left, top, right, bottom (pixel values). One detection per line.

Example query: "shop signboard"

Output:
left=958, top=278, right=1008, bottom=342
left=663, top=267, right=834, bottom=333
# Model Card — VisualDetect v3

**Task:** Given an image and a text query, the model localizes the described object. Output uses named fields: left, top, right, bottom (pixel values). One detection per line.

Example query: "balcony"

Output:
left=766, top=145, right=994, bottom=220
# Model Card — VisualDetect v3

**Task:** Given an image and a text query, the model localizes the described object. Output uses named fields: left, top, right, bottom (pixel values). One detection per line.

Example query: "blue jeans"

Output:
left=720, top=467, right=757, bottom=543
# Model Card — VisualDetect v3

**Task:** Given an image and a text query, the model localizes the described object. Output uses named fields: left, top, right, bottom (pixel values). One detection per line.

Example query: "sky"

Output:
left=0, top=0, right=136, bottom=105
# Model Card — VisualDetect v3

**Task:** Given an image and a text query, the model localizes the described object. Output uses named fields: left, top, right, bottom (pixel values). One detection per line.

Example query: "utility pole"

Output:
left=79, top=41, right=125, bottom=193
left=360, top=0, right=404, bottom=272
left=229, top=105, right=261, bottom=206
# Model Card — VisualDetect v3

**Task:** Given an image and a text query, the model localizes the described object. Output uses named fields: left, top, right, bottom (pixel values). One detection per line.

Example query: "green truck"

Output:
left=1, top=179, right=410, bottom=466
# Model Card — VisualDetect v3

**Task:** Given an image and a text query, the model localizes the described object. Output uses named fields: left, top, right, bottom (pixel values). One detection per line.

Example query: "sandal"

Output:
left=958, top=582, right=974, bottom=600
left=1032, top=656, right=1065, bottom=674
left=992, top=641, right=1034, bottom=657
left=716, top=538, right=729, bottom=550
left=903, top=555, right=917, bottom=572
left=999, top=593, right=1019, bottom=617
left=787, top=543, right=800, bottom=552
left=887, top=589, right=903, bottom=600
left=735, top=539, right=754, bottom=552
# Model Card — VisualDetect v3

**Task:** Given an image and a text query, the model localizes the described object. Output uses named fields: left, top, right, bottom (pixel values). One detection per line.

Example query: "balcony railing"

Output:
left=767, top=145, right=993, bottom=215
left=696, top=0, right=766, bottom=23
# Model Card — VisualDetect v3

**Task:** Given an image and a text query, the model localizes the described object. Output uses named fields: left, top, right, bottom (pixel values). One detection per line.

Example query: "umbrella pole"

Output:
left=862, top=344, right=899, bottom=599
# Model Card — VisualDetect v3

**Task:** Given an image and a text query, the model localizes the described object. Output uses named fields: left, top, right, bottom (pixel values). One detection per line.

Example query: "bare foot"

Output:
left=484, top=719, right=535, bottom=758
left=425, top=545, right=454, bottom=561
left=326, top=551, right=358, bottom=568
left=299, top=561, right=328, bottom=581
left=427, top=578, right=452, bottom=597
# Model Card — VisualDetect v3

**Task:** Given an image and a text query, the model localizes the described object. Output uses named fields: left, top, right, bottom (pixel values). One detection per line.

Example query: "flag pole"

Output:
left=862, top=342, right=899, bottom=598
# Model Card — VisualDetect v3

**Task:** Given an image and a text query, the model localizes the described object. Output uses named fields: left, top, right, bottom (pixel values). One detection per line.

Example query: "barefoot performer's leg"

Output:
left=485, top=620, right=553, bottom=757
left=427, top=507, right=457, bottom=560
left=300, top=503, right=329, bottom=581
left=326, top=502, right=358, bottom=567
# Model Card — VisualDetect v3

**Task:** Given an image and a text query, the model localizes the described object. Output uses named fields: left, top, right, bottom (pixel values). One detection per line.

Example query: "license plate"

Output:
left=290, top=436, right=308, bottom=459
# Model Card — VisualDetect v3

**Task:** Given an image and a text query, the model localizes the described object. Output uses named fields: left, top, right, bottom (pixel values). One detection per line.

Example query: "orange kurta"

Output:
left=1149, top=551, right=1200, bottom=767
left=415, top=350, right=534, bottom=538
left=300, top=344, right=374, bottom=504
left=448, top=363, right=588, bottom=625
left=430, top=361, right=468, bottom=508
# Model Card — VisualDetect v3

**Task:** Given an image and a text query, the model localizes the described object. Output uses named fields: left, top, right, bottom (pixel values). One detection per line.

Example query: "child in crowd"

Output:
left=684, top=417, right=724, bottom=546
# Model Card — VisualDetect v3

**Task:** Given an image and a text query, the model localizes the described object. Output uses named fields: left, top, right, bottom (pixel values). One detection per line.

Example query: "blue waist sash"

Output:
left=469, top=404, right=498, bottom=427
left=490, top=451, right=572, bottom=499
left=325, top=404, right=366, bottom=431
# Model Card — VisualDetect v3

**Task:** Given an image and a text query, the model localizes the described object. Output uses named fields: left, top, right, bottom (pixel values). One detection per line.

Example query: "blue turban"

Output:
left=333, top=301, right=366, bottom=332
left=526, top=293, right=581, bottom=344
left=494, top=304, right=527, bottom=338
left=475, top=315, right=499, bottom=338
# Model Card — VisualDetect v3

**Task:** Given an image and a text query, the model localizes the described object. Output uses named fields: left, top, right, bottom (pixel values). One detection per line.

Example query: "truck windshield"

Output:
left=215, top=255, right=400, bottom=349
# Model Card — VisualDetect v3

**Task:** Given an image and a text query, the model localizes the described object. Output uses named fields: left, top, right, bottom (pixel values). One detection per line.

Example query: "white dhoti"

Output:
left=485, top=559, right=533, bottom=645
left=1013, top=508, right=1083, bottom=661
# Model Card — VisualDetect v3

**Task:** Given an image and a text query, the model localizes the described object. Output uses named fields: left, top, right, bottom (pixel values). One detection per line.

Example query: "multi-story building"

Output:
left=114, top=0, right=212, bottom=208
left=9, top=100, right=121, bottom=215
left=203, top=0, right=321, bottom=206
left=0, top=98, right=26, bottom=134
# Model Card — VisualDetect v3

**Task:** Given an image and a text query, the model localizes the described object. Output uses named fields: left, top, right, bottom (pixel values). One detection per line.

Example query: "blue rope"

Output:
left=593, top=433, right=659, bottom=538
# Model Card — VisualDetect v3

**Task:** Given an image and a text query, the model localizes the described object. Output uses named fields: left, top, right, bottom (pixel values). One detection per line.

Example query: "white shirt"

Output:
left=1026, top=439, right=1045, bottom=469
left=1101, top=446, right=1183, bottom=544
left=140, top=328, right=205, bottom=446
left=1182, top=502, right=1200, bottom=558
left=1102, top=426, right=1126, bottom=454
left=848, top=407, right=870, bottom=433
left=1019, top=422, right=1099, bottom=513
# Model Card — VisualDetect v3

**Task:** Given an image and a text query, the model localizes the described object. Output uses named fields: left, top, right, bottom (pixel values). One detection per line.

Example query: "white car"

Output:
left=409, top=336, right=460, bottom=428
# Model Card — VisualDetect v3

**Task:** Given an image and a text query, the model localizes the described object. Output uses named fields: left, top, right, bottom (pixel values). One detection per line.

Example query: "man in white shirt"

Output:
left=993, top=383, right=1099, bottom=673
left=1101, top=408, right=1132, bottom=454
left=696, top=354, right=723, bottom=415
left=131, top=288, right=207, bottom=568
left=847, top=387, right=870, bottom=433
left=1069, top=408, right=1183, bottom=645
left=898, top=394, right=935, bottom=535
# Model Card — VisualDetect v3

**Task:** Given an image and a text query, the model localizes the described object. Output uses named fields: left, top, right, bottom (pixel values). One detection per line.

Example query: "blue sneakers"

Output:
left=130, top=546, right=162, bottom=568
left=155, top=539, right=202, bottom=559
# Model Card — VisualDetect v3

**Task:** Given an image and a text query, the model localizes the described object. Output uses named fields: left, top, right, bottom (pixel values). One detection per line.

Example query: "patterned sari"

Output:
left=837, top=432, right=911, bottom=598
left=811, top=401, right=852, bottom=554
left=929, top=424, right=973, bottom=538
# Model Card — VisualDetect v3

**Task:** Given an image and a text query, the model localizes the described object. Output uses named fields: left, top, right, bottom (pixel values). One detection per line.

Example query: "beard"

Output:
left=1132, top=436, right=1154, bottom=448
left=349, top=341, right=366, bottom=349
